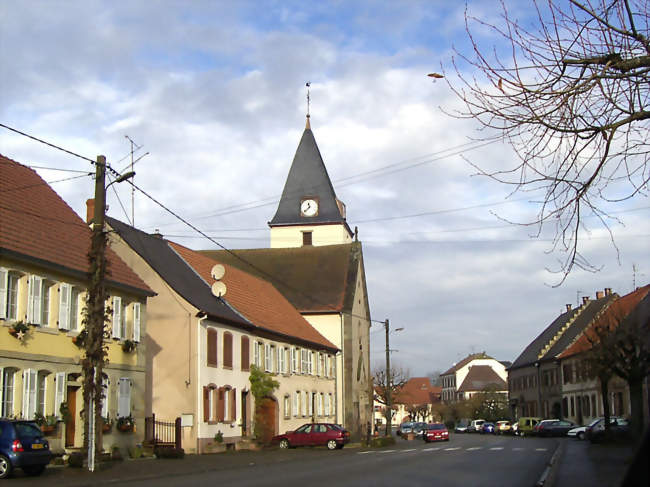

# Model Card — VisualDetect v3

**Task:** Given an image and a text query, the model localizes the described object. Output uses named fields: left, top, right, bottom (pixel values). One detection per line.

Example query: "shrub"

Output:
left=154, top=446, right=185, bottom=459
left=370, top=436, right=396, bottom=448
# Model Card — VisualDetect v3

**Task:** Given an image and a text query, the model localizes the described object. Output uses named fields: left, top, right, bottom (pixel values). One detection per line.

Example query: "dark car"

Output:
left=535, top=420, right=576, bottom=437
left=397, top=422, right=413, bottom=436
left=272, top=423, right=350, bottom=450
left=480, top=422, right=496, bottom=434
left=423, top=423, right=449, bottom=442
left=0, top=419, right=52, bottom=479
left=586, top=417, right=630, bottom=443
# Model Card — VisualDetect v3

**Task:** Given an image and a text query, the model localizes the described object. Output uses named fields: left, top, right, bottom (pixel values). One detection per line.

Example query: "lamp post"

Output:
left=384, top=320, right=404, bottom=437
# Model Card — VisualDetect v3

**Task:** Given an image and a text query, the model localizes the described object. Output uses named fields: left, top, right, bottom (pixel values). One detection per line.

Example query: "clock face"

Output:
left=300, top=198, right=318, bottom=217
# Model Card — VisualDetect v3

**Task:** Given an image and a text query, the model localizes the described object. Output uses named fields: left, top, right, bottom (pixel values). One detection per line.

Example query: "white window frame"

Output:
left=278, top=346, right=285, bottom=374
left=54, top=372, right=66, bottom=419
left=301, top=349, right=308, bottom=374
left=308, top=392, right=313, bottom=417
left=265, top=343, right=273, bottom=372
left=112, top=297, right=123, bottom=339
left=291, top=348, right=297, bottom=373
left=284, top=395, right=290, bottom=418
left=308, top=352, right=314, bottom=375
left=59, top=283, right=71, bottom=330
left=318, top=393, right=323, bottom=416
left=302, top=391, right=308, bottom=416
left=22, top=368, right=37, bottom=419
left=27, top=275, right=43, bottom=325
left=37, top=371, right=48, bottom=416
left=70, top=287, right=80, bottom=331
left=293, top=391, right=299, bottom=417
left=324, top=393, right=330, bottom=416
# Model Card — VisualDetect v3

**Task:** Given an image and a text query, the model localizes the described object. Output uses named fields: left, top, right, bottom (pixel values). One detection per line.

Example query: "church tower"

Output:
left=269, top=117, right=353, bottom=248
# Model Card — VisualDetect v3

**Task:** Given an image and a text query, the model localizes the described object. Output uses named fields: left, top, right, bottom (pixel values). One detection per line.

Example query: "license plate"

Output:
left=32, top=443, right=44, bottom=449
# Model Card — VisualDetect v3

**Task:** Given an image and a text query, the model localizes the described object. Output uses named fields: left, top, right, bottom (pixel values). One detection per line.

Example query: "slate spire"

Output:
left=269, top=119, right=350, bottom=232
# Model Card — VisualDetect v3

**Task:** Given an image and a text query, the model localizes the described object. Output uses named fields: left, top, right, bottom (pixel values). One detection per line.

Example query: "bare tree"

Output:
left=373, top=366, right=409, bottom=432
left=447, top=0, right=650, bottom=282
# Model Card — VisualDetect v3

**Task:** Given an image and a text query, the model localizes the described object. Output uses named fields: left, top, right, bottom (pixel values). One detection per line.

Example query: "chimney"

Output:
left=582, top=296, right=590, bottom=305
left=152, top=229, right=163, bottom=239
left=86, top=199, right=95, bottom=224
left=604, top=288, right=612, bottom=296
left=596, top=291, right=604, bottom=299
left=566, top=304, right=572, bottom=312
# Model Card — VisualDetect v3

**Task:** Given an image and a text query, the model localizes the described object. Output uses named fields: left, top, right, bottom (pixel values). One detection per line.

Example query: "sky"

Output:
left=1, top=1, right=648, bottom=378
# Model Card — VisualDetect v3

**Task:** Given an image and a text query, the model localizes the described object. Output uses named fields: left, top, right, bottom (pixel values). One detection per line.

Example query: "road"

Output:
left=9, top=433, right=559, bottom=487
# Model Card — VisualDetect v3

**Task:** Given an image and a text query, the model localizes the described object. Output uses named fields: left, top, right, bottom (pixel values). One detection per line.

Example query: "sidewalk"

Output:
left=549, top=438, right=638, bottom=487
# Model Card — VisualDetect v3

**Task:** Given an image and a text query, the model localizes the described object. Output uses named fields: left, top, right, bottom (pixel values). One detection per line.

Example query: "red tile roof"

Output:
left=393, top=377, right=441, bottom=406
left=559, top=285, right=650, bottom=359
left=0, top=154, right=151, bottom=294
left=169, top=242, right=338, bottom=351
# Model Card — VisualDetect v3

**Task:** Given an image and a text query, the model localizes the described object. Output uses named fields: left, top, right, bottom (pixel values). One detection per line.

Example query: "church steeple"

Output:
left=269, top=119, right=352, bottom=248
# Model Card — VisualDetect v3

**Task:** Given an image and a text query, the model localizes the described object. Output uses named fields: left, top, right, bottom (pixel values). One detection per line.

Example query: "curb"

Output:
left=535, top=441, right=563, bottom=487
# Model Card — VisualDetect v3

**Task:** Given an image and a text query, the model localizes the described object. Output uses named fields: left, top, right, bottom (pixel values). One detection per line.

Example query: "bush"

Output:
left=154, top=446, right=185, bottom=459
left=370, top=436, right=396, bottom=448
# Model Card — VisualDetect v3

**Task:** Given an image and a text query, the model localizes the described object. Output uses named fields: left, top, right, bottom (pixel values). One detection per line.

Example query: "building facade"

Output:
left=440, top=353, right=509, bottom=403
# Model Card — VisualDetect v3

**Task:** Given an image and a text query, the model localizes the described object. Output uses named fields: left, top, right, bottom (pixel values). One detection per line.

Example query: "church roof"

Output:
left=200, top=242, right=366, bottom=314
left=269, top=121, right=351, bottom=235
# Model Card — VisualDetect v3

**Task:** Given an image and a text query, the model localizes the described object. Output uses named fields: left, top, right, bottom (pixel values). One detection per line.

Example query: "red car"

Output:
left=423, top=423, right=449, bottom=442
left=272, top=423, right=350, bottom=450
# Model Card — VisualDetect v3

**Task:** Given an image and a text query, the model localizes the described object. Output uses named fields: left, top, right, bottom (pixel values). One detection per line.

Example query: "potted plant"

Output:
left=102, top=415, right=112, bottom=433
left=116, top=415, right=135, bottom=432
left=122, top=339, right=136, bottom=353
left=34, top=413, right=58, bottom=434
left=60, top=402, right=72, bottom=424
left=8, top=321, right=29, bottom=340
left=72, top=329, right=87, bottom=348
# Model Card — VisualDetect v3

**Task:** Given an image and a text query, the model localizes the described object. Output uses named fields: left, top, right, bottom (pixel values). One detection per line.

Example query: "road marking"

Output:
left=423, top=447, right=441, bottom=451
left=535, top=448, right=548, bottom=452
left=402, top=449, right=417, bottom=452
left=444, top=447, right=461, bottom=451
left=490, top=447, right=504, bottom=451
left=380, top=450, right=396, bottom=453
left=466, top=447, right=482, bottom=451
left=512, top=447, right=525, bottom=451
left=357, top=451, right=373, bottom=455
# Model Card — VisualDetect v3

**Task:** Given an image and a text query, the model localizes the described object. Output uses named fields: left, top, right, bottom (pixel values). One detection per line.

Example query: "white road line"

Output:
left=466, top=447, right=482, bottom=451
left=380, top=450, right=396, bottom=453
left=535, top=448, right=548, bottom=452
left=444, top=447, right=461, bottom=451
left=402, top=449, right=417, bottom=452
left=490, top=447, right=504, bottom=451
left=423, top=447, right=441, bottom=451
left=357, top=451, right=373, bottom=454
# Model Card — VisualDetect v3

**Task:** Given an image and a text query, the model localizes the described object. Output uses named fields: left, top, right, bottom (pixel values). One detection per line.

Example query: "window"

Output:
left=324, top=393, right=330, bottom=416
left=317, top=353, right=323, bottom=376
left=265, top=344, right=273, bottom=372
left=318, top=393, right=323, bottom=416
left=59, top=284, right=81, bottom=331
left=308, top=393, right=314, bottom=417
left=1, top=368, right=16, bottom=417
left=302, top=231, right=313, bottom=246
left=278, top=347, right=285, bottom=374
left=0, top=269, right=20, bottom=320
left=37, top=371, right=49, bottom=416
left=207, top=328, right=218, bottom=367
left=329, top=393, right=333, bottom=416
left=254, top=341, right=263, bottom=368
left=302, top=391, right=308, bottom=416
left=223, top=332, right=233, bottom=368
left=308, top=352, right=314, bottom=375
left=291, top=348, right=298, bottom=373
left=117, top=378, right=132, bottom=418
left=329, top=356, right=335, bottom=377
left=203, top=386, right=212, bottom=422
left=112, top=296, right=125, bottom=339
left=241, top=336, right=250, bottom=371
left=100, top=377, right=109, bottom=418
left=293, top=391, right=299, bottom=417
left=132, top=302, right=141, bottom=342
left=27, top=275, right=51, bottom=326
left=284, top=395, right=291, bottom=418
left=22, top=369, right=37, bottom=419
left=301, top=349, right=308, bottom=373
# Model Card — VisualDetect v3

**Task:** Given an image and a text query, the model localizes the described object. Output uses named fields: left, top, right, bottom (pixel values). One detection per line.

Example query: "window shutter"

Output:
left=22, top=369, right=37, bottom=419
left=230, top=388, right=236, bottom=422
left=265, top=343, right=271, bottom=372
left=28, top=276, right=42, bottom=325
left=207, top=329, right=217, bottom=366
left=132, top=303, right=141, bottom=342
left=293, top=391, right=298, bottom=417
left=217, top=388, right=225, bottom=422
left=0, top=268, right=7, bottom=320
left=59, top=283, right=71, bottom=330
left=117, top=378, right=131, bottom=417
left=100, top=377, right=109, bottom=418
left=223, top=333, right=232, bottom=368
left=54, top=372, right=66, bottom=419
left=241, top=336, right=249, bottom=371
left=112, top=297, right=122, bottom=339
left=203, top=387, right=210, bottom=422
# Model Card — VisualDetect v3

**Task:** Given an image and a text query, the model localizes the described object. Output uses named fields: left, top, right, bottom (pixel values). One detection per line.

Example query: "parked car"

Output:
left=412, top=422, right=427, bottom=437
left=532, top=419, right=560, bottom=436
left=272, top=423, right=350, bottom=450
left=423, top=423, right=449, bottom=442
left=585, top=417, right=630, bottom=443
left=535, top=420, right=576, bottom=437
left=480, top=422, right=496, bottom=434
left=568, top=418, right=602, bottom=440
left=396, top=422, right=413, bottom=437
left=467, top=419, right=485, bottom=433
left=496, top=420, right=512, bottom=435
left=454, top=419, right=470, bottom=433
left=515, top=417, right=542, bottom=437
left=0, top=419, right=52, bottom=479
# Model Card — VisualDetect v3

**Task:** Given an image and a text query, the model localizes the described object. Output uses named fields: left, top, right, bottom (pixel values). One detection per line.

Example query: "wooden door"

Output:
left=65, top=386, right=77, bottom=447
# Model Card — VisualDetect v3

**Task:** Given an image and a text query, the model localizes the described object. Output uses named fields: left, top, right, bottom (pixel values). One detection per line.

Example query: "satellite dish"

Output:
left=211, top=281, right=227, bottom=298
left=211, top=264, right=225, bottom=280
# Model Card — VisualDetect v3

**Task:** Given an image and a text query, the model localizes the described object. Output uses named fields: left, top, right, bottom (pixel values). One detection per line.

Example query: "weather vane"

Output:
left=306, top=82, right=311, bottom=118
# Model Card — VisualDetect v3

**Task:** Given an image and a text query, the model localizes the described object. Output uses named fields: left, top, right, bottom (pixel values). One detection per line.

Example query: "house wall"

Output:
left=0, top=257, right=147, bottom=454
left=270, top=224, right=352, bottom=248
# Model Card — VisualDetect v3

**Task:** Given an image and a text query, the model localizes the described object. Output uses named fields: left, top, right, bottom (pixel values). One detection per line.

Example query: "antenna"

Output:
left=306, top=82, right=311, bottom=119
left=124, top=135, right=148, bottom=226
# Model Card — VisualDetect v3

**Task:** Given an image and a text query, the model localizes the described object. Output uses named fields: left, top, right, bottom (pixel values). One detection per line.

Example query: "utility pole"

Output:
left=385, top=319, right=392, bottom=437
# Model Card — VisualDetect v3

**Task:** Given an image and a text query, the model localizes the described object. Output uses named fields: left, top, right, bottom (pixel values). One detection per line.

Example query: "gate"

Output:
left=145, top=414, right=181, bottom=449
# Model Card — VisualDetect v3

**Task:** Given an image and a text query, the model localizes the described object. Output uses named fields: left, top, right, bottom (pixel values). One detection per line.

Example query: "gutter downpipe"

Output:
left=196, top=314, right=207, bottom=453
left=338, top=312, right=344, bottom=426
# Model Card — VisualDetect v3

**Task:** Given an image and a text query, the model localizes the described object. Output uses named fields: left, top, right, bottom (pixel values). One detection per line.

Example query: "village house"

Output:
left=373, top=377, right=441, bottom=429
left=106, top=216, right=339, bottom=453
left=201, top=117, right=372, bottom=440
left=0, top=155, right=154, bottom=454
left=440, top=353, right=509, bottom=404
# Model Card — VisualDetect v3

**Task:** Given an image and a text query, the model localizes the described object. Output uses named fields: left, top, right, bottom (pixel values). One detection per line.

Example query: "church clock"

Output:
left=300, top=198, right=319, bottom=217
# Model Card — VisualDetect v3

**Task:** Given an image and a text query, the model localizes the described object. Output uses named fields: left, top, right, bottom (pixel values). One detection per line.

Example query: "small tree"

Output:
left=372, top=366, right=409, bottom=433
left=249, top=365, right=279, bottom=444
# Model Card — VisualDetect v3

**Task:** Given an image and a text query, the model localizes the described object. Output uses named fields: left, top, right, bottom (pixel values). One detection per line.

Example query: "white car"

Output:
left=567, top=425, right=587, bottom=440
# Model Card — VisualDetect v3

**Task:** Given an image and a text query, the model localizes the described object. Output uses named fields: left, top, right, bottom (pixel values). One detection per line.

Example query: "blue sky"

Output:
left=1, top=0, right=647, bottom=376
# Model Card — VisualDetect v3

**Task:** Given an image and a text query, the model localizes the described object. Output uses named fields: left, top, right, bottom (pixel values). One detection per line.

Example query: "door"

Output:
left=65, top=386, right=77, bottom=447
left=241, top=390, right=248, bottom=437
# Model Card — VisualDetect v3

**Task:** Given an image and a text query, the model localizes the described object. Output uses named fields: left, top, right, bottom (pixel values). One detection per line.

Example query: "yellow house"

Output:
left=0, top=155, right=153, bottom=454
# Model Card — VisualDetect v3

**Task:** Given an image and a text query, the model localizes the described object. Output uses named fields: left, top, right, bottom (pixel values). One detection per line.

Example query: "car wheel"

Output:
left=0, top=455, right=12, bottom=479
left=23, top=465, right=46, bottom=476
left=327, top=440, right=338, bottom=450
left=279, top=439, right=290, bottom=449
left=577, top=432, right=585, bottom=440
